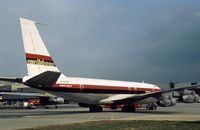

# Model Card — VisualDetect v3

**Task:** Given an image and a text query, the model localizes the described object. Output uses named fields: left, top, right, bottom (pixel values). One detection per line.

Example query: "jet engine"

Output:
left=157, top=97, right=177, bottom=107
left=179, top=90, right=200, bottom=103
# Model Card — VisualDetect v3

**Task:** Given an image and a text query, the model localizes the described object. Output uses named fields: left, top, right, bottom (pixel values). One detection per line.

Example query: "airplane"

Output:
left=1, top=18, right=200, bottom=112
left=0, top=91, right=64, bottom=108
left=0, top=80, right=65, bottom=108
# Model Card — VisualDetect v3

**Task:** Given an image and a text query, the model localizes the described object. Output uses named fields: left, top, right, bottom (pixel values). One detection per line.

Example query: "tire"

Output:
left=146, top=104, right=157, bottom=110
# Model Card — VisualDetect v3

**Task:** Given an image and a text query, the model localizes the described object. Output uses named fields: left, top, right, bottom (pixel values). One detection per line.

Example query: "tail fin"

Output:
left=20, top=18, right=59, bottom=76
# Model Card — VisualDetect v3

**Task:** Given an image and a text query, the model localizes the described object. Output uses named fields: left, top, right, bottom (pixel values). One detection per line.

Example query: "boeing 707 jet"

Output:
left=1, top=18, right=200, bottom=112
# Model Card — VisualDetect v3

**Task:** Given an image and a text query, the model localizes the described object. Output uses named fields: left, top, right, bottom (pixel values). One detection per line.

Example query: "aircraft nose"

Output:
left=154, top=85, right=161, bottom=91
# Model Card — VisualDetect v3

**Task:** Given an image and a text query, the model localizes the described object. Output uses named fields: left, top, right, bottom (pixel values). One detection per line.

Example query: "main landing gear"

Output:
left=146, top=103, right=157, bottom=110
left=89, top=105, right=103, bottom=112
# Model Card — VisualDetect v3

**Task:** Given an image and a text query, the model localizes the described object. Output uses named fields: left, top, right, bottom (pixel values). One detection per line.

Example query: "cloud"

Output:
left=0, top=0, right=200, bottom=83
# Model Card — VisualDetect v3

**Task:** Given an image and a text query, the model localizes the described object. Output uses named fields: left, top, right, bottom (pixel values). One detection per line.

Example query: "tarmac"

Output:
left=0, top=103, right=199, bottom=130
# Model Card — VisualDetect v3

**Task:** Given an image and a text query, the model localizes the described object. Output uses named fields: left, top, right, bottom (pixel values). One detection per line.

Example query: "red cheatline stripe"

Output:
left=26, top=53, right=53, bottom=62
left=84, top=84, right=128, bottom=91
left=52, top=84, right=161, bottom=92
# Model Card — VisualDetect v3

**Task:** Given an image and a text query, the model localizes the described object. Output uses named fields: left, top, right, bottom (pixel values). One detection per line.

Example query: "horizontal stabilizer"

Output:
left=25, top=71, right=61, bottom=86
left=0, top=77, right=22, bottom=83
left=0, top=92, right=47, bottom=97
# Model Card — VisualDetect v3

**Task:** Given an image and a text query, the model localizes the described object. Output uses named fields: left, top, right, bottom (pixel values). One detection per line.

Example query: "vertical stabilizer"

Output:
left=20, top=18, right=59, bottom=76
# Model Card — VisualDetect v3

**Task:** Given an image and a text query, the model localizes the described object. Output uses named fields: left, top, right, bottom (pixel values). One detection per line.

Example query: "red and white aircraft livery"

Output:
left=5, top=18, right=200, bottom=112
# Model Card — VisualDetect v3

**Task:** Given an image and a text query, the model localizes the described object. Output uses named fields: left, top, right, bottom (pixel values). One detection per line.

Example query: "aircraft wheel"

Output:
left=152, top=104, right=157, bottom=110
left=89, top=106, right=103, bottom=112
left=146, top=103, right=157, bottom=110
left=146, top=104, right=150, bottom=110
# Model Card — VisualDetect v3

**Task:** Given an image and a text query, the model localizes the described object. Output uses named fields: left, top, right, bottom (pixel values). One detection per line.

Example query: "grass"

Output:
left=18, top=120, right=200, bottom=130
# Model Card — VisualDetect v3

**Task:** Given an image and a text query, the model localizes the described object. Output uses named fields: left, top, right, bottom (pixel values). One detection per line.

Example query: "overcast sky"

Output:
left=0, top=0, right=200, bottom=84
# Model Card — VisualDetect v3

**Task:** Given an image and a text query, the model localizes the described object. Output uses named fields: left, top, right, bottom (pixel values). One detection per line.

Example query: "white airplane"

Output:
left=2, top=18, right=200, bottom=112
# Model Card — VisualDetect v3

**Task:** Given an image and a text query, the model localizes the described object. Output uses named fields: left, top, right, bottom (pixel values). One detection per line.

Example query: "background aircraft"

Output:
left=0, top=80, right=64, bottom=108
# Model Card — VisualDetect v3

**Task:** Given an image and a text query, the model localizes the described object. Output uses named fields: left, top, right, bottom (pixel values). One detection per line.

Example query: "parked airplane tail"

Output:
left=20, top=18, right=60, bottom=77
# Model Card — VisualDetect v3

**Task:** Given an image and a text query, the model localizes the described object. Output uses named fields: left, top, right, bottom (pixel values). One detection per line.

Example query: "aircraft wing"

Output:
left=99, top=84, right=200, bottom=104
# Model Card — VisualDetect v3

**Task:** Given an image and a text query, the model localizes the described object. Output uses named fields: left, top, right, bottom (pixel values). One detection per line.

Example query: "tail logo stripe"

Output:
left=26, top=53, right=55, bottom=67
left=26, top=53, right=53, bottom=62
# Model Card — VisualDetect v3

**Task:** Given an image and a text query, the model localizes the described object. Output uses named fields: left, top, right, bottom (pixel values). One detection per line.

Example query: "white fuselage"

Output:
left=37, top=74, right=161, bottom=104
